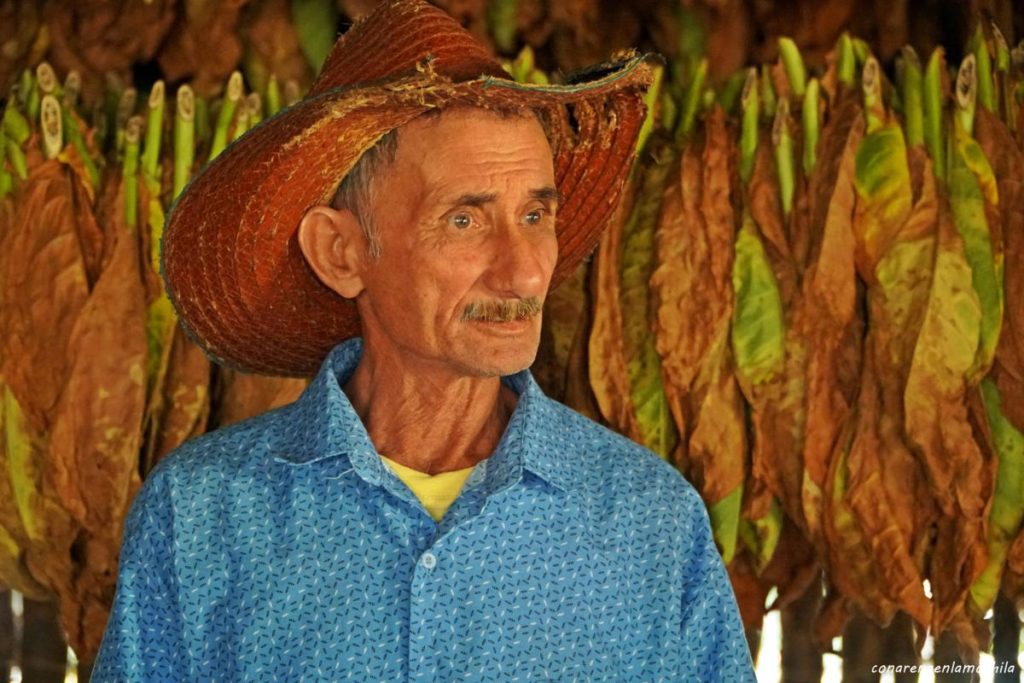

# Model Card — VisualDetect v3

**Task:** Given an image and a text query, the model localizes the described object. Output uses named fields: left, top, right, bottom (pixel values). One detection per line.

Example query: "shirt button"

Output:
left=421, top=552, right=437, bottom=569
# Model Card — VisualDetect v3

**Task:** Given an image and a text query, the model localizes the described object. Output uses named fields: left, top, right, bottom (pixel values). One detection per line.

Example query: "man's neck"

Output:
left=342, top=346, right=518, bottom=475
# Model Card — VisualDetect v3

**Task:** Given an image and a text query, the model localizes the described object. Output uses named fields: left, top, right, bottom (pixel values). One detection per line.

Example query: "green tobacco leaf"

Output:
left=949, top=123, right=1004, bottom=382
left=853, top=124, right=913, bottom=279
left=3, top=386, right=39, bottom=540
left=731, top=213, right=785, bottom=388
left=619, top=140, right=678, bottom=459
left=969, top=379, right=1024, bottom=614
left=291, top=0, right=340, bottom=73
left=739, top=496, right=782, bottom=572
left=711, top=485, right=743, bottom=564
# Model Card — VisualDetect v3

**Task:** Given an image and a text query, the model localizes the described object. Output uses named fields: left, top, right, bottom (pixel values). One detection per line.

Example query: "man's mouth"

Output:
left=461, top=297, right=544, bottom=324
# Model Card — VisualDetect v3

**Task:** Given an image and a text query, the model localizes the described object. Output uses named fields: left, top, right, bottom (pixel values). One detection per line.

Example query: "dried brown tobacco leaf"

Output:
left=551, top=0, right=640, bottom=72
left=823, top=406, right=901, bottom=630
left=212, top=368, right=308, bottom=428
left=0, top=193, right=51, bottom=601
left=44, top=0, right=177, bottom=102
left=0, top=417, right=49, bottom=599
left=838, top=107, right=947, bottom=631
left=588, top=171, right=641, bottom=437
left=0, top=161, right=92, bottom=432
left=760, top=517, right=819, bottom=610
left=904, top=193, right=990, bottom=635
left=46, top=178, right=147, bottom=659
left=535, top=261, right=588, bottom=401
left=561, top=262, right=602, bottom=422
left=1005, top=527, right=1024, bottom=607
left=0, top=161, right=93, bottom=604
left=651, top=109, right=744, bottom=561
left=747, top=0, right=859, bottom=66
left=736, top=197, right=809, bottom=533
left=240, top=0, right=312, bottom=96
left=975, top=109, right=1024, bottom=433
left=748, top=137, right=799, bottom=306
left=142, top=326, right=212, bottom=477
left=652, top=136, right=716, bottom=435
left=0, top=3, right=42, bottom=95
left=619, top=137, right=677, bottom=458
left=701, top=0, right=753, bottom=84
left=799, top=93, right=863, bottom=545
left=726, top=550, right=772, bottom=633
left=158, top=0, right=249, bottom=98
left=752, top=312, right=810, bottom=532
left=843, top=332, right=933, bottom=630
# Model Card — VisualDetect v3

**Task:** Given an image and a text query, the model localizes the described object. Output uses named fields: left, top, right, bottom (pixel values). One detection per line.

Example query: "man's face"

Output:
left=356, top=107, right=559, bottom=378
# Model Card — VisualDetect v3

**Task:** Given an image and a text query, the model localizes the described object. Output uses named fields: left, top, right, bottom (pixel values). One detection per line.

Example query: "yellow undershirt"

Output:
left=379, top=455, right=476, bottom=522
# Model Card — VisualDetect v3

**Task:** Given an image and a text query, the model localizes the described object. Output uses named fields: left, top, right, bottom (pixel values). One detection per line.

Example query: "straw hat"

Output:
left=161, top=0, right=657, bottom=377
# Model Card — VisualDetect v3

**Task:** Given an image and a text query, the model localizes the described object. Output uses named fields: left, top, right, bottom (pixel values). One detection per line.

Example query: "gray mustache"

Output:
left=461, top=297, right=543, bottom=323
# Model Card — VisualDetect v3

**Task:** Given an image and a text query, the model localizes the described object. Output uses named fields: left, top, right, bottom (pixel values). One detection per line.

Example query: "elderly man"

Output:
left=94, top=1, right=755, bottom=680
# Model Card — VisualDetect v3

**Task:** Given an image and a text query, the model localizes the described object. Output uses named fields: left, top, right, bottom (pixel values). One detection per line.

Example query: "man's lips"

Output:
left=469, top=316, right=536, bottom=332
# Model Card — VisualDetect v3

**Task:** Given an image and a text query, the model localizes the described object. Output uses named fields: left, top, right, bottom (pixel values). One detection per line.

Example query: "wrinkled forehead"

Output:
left=383, top=106, right=556, bottom=193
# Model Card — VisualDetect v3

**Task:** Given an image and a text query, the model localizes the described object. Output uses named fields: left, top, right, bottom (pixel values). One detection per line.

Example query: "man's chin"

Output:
left=455, top=336, right=539, bottom=377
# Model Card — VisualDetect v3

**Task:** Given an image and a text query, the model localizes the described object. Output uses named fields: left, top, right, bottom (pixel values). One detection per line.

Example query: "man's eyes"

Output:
left=449, top=212, right=474, bottom=230
left=445, top=207, right=555, bottom=231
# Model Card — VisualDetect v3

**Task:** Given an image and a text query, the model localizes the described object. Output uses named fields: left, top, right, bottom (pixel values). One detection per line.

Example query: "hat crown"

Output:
left=309, top=0, right=507, bottom=97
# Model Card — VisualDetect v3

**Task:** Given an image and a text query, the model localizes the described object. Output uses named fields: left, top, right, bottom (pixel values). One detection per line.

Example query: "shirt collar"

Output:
left=274, top=337, right=582, bottom=494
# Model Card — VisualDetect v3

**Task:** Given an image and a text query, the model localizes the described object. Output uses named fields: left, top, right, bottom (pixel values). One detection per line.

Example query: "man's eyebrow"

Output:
left=452, top=192, right=498, bottom=207
left=447, top=187, right=561, bottom=208
left=530, top=186, right=561, bottom=204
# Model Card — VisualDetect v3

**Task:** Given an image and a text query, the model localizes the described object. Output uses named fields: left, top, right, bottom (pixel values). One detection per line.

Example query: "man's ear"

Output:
left=297, top=205, right=369, bottom=299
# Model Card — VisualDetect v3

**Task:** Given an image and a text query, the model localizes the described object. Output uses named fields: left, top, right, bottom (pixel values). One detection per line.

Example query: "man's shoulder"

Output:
left=149, top=402, right=294, bottom=484
left=538, top=396, right=703, bottom=515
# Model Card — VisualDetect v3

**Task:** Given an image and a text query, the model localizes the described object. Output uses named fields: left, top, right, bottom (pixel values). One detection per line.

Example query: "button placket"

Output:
left=420, top=551, right=437, bottom=570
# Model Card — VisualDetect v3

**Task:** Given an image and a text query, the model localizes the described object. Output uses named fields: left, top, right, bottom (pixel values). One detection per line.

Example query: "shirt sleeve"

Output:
left=677, top=484, right=758, bottom=682
left=92, top=468, right=188, bottom=682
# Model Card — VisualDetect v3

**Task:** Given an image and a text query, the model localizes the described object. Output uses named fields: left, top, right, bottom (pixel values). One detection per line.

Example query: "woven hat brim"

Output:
left=162, top=54, right=658, bottom=377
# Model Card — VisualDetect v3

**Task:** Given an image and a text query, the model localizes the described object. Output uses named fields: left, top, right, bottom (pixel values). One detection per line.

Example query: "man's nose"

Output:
left=483, top=220, right=555, bottom=298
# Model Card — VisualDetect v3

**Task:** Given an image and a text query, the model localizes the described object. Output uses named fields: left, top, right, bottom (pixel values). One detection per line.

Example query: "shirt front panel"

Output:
left=93, top=336, right=756, bottom=682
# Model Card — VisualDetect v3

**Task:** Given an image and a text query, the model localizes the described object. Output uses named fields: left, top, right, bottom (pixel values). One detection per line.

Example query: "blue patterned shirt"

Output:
left=94, top=337, right=755, bottom=681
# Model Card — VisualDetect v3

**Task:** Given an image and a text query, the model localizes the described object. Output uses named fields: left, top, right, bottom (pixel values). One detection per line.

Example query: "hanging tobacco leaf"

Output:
left=561, top=260, right=602, bottom=422
left=651, top=108, right=744, bottom=561
left=1004, top=526, right=1024, bottom=607
left=618, top=135, right=677, bottom=459
left=0, top=191, right=55, bottom=600
left=0, top=386, right=50, bottom=600
left=904, top=190, right=990, bottom=636
left=143, top=324, right=211, bottom=475
left=726, top=549, right=773, bottom=633
left=730, top=198, right=785, bottom=571
left=589, top=167, right=641, bottom=437
left=212, top=368, right=307, bottom=429
left=948, top=117, right=1004, bottom=384
left=46, top=152, right=148, bottom=660
left=0, top=2, right=42, bottom=97
left=0, top=159, right=91, bottom=602
left=43, top=0, right=177, bottom=102
left=240, top=0, right=312, bottom=97
left=535, top=260, right=589, bottom=401
left=974, top=108, right=1024, bottom=433
left=748, top=136, right=798, bottom=306
left=158, top=0, right=250, bottom=98
left=798, top=91, right=863, bottom=546
left=967, top=378, right=1024, bottom=617
left=822, top=408, right=901, bottom=630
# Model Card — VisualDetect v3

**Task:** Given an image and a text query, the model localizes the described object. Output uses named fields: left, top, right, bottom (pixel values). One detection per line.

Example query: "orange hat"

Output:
left=161, top=0, right=657, bottom=377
